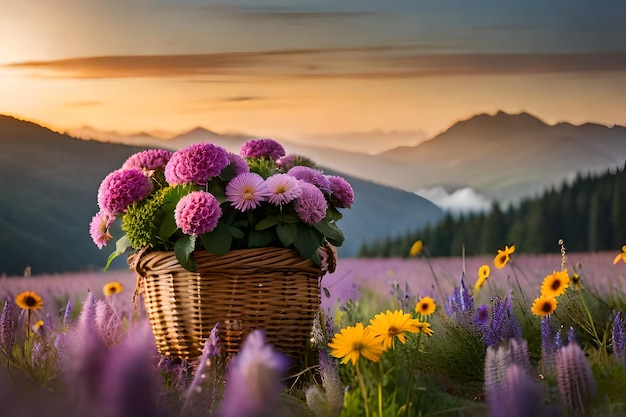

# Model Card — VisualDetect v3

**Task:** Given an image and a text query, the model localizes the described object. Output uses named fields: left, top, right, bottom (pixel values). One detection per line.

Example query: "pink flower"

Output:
left=97, top=169, right=153, bottom=215
left=174, top=191, right=222, bottom=236
left=122, top=149, right=172, bottom=171
left=165, top=142, right=229, bottom=185
left=240, top=138, right=286, bottom=160
left=89, top=211, right=114, bottom=249
left=227, top=152, right=250, bottom=175
left=287, top=166, right=331, bottom=195
left=327, top=175, right=354, bottom=208
left=265, top=173, right=302, bottom=206
left=294, top=182, right=327, bottom=225
left=226, top=172, right=270, bottom=212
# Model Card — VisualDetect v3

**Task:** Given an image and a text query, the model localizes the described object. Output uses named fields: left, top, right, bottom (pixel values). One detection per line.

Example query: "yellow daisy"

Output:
left=531, top=295, right=557, bottom=317
left=416, top=321, right=434, bottom=336
left=410, top=240, right=423, bottom=257
left=328, top=323, right=385, bottom=366
left=15, top=291, right=43, bottom=310
left=103, top=281, right=123, bottom=297
left=368, top=310, right=421, bottom=350
left=494, top=245, right=516, bottom=269
left=415, top=297, right=436, bottom=316
left=614, top=245, right=626, bottom=265
left=474, top=264, right=491, bottom=292
left=540, top=270, right=570, bottom=298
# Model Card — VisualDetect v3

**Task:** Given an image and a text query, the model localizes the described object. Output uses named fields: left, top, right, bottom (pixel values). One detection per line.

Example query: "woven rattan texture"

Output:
left=132, top=247, right=322, bottom=359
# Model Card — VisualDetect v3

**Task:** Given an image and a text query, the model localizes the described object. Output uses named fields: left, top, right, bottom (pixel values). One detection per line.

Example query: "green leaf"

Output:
left=199, top=223, right=232, bottom=255
left=313, top=218, right=345, bottom=246
left=277, top=222, right=297, bottom=247
left=255, top=216, right=280, bottom=230
left=208, top=181, right=227, bottom=204
left=104, top=236, right=132, bottom=271
left=293, top=224, right=323, bottom=260
left=248, top=229, right=275, bottom=248
left=174, top=235, right=197, bottom=272
left=158, top=210, right=178, bottom=240
left=226, top=224, right=245, bottom=239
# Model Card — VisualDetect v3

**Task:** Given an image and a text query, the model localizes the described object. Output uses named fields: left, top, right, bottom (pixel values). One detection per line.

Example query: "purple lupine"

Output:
left=95, top=299, right=123, bottom=348
left=556, top=342, right=597, bottom=413
left=183, top=324, right=222, bottom=412
left=219, top=330, right=289, bottom=417
left=0, top=297, right=21, bottom=352
left=480, top=295, right=522, bottom=347
left=319, top=349, right=345, bottom=415
left=63, top=299, right=73, bottom=327
left=99, top=323, right=164, bottom=417
left=487, top=364, right=545, bottom=417
left=541, top=316, right=557, bottom=374
left=446, top=273, right=474, bottom=316
left=613, top=310, right=626, bottom=365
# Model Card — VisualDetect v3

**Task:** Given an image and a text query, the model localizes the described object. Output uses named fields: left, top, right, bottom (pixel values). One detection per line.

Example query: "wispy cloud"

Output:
left=221, top=96, right=264, bottom=103
left=5, top=49, right=626, bottom=80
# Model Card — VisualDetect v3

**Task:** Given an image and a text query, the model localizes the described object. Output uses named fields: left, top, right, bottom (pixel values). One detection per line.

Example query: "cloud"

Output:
left=416, top=186, right=492, bottom=215
left=221, top=96, right=263, bottom=102
left=5, top=49, right=626, bottom=80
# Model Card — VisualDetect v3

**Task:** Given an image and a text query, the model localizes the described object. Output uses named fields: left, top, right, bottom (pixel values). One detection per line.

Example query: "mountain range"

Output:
left=67, top=111, right=626, bottom=207
left=0, top=115, right=442, bottom=275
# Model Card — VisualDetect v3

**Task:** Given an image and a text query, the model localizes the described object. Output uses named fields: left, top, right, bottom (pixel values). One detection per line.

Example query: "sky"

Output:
left=1, top=0, right=625, bottom=146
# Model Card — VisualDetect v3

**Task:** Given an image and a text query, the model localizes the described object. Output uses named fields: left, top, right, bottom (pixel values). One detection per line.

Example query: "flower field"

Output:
left=1, top=247, right=626, bottom=416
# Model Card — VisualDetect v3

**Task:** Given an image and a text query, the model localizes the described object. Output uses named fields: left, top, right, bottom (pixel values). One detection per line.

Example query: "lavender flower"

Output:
left=556, top=342, right=597, bottom=414
left=63, top=299, right=73, bottom=326
left=174, top=191, right=222, bottom=236
left=446, top=274, right=474, bottom=317
left=327, top=175, right=354, bottom=208
left=122, top=149, right=172, bottom=171
left=89, top=211, right=114, bottom=249
left=95, top=299, right=122, bottom=347
left=612, top=310, right=626, bottom=365
left=476, top=304, right=489, bottom=326
left=480, top=295, right=522, bottom=347
left=294, top=182, right=328, bottom=225
left=319, top=349, right=344, bottom=416
left=226, top=172, right=270, bottom=212
left=227, top=152, right=250, bottom=175
left=541, top=316, right=556, bottom=373
left=265, top=173, right=302, bottom=206
left=219, top=330, right=289, bottom=417
left=183, top=324, right=221, bottom=410
left=0, top=298, right=20, bottom=352
left=97, top=169, right=153, bottom=215
left=240, top=138, right=286, bottom=160
left=287, top=166, right=332, bottom=195
left=487, top=364, right=545, bottom=417
left=165, top=142, right=229, bottom=185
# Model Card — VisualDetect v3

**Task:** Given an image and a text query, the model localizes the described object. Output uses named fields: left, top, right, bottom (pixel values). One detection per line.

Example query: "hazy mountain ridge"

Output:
left=0, top=115, right=442, bottom=275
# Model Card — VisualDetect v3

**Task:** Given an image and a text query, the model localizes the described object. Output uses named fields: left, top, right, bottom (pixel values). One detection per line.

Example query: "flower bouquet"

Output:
left=89, top=138, right=353, bottom=358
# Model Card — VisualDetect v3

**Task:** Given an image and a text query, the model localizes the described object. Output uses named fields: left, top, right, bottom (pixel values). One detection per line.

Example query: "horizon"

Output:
left=1, top=0, right=625, bottom=151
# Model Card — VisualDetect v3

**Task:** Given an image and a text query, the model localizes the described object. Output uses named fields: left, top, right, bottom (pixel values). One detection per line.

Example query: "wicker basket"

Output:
left=130, top=247, right=324, bottom=359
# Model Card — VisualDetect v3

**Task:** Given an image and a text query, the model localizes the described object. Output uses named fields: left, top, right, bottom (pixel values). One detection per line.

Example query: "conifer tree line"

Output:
left=358, top=162, right=626, bottom=258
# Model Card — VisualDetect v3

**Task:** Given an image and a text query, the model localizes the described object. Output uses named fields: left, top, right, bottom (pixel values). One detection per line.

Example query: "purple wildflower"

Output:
left=276, top=153, right=316, bottom=171
left=227, top=152, right=250, bottom=175
left=97, top=169, right=153, bottom=215
left=541, top=316, right=556, bottom=373
left=265, top=173, right=302, bottom=206
left=487, top=364, right=545, bottom=417
left=219, top=330, right=289, bottom=417
left=0, top=298, right=20, bottom=351
left=318, top=349, right=345, bottom=415
left=89, top=211, right=114, bottom=249
left=225, top=172, right=269, bottom=212
left=481, top=295, right=522, bottom=346
left=63, top=299, right=73, bottom=326
left=95, top=300, right=122, bottom=348
left=613, top=310, right=626, bottom=365
left=122, top=149, right=172, bottom=171
left=327, top=175, right=354, bottom=208
left=446, top=273, right=474, bottom=316
left=165, top=142, right=229, bottom=185
left=294, top=182, right=328, bottom=225
left=174, top=191, right=222, bottom=236
left=476, top=304, right=489, bottom=326
left=240, top=138, right=286, bottom=160
left=184, top=324, right=221, bottom=407
left=287, top=166, right=332, bottom=195
left=556, top=342, right=597, bottom=412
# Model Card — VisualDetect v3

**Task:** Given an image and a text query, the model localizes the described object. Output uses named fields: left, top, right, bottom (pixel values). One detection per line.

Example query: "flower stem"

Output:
left=424, top=249, right=445, bottom=303
left=576, top=291, right=602, bottom=348
left=356, top=361, right=370, bottom=417
left=378, top=362, right=384, bottom=417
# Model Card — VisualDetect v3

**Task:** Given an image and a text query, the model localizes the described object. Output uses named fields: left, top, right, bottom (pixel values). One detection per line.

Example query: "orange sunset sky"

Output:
left=1, top=0, right=625, bottom=147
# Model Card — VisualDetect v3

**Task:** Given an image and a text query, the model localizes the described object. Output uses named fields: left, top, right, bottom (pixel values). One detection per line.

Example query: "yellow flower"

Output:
left=368, top=310, right=421, bottom=350
left=614, top=245, right=626, bottom=265
left=531, top=295, right=557, bottom=317
left=103, top=281, right=123, bottom=297
left=410, top=240, right=423, bottom=257
left=328, top=323, right=385, bottom=366
left=415, top=297, right=436, bottom=316
left=540, top=270, right=570, bottom=298
left=474, top=265, right=491, bottom=292
left=494, top=245, right=515, bottom=269
left=416, top=321, right=434, bottom=336
left=15, top=291, right=43, bottom=310
left=32, top=320, right=44, bottom=332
